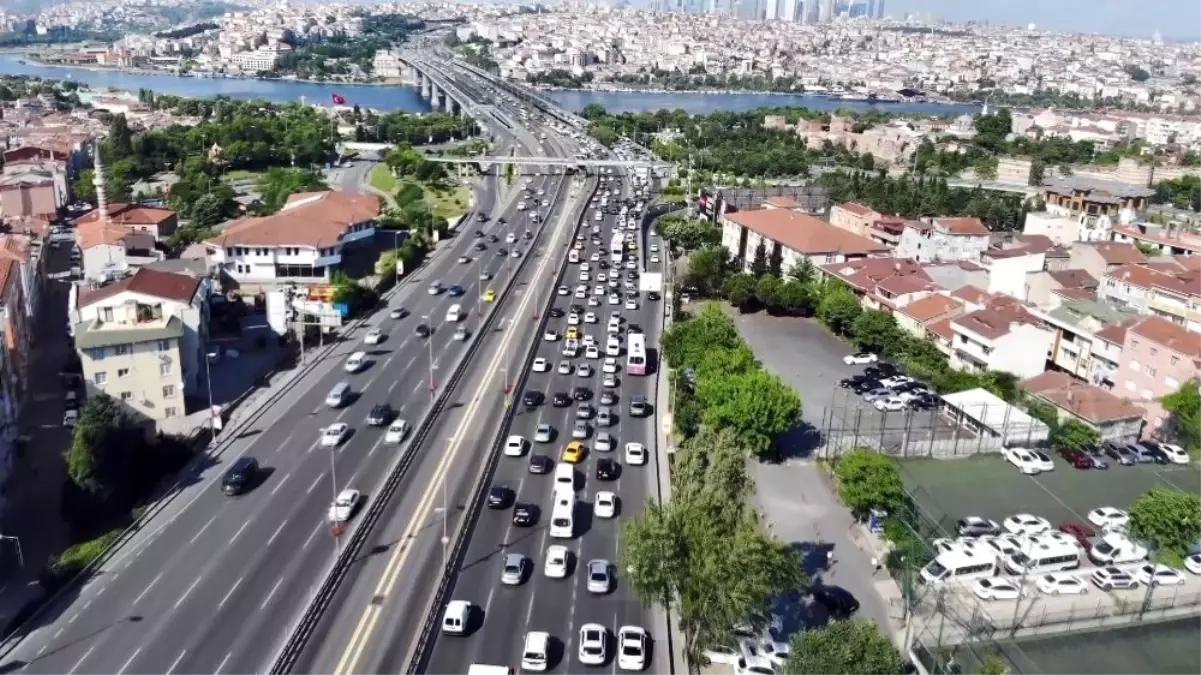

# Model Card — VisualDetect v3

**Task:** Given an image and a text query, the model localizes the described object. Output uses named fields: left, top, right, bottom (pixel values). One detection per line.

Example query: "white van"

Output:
left=920, top=549, right=997, bottom=584
left=554, top=463, right=575, bottom=492
left=569, top=249, right=580, bottom=264
left=521, top=631, right=550, bottom=672
left=446, top=304, right=463, bottom=322
left=1003, top=537, right=1081, bottom=575
left=468, top=665, right=513, bottom=675
left=442, top=600, right=471, bottom=635
left=1089, top=533, right=1149, bottom=565
left=549, top=492, right=575, bottom=538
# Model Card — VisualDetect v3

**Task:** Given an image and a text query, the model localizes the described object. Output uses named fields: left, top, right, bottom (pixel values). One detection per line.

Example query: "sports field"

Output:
left=897, top=455, right=1201, bottom=535
left=976, top=617, right=1201, bottom=674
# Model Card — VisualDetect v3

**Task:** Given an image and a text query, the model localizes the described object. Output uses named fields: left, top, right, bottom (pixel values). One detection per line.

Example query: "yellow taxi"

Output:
left=573, top=241, right=585, bottom=251
left=483, top=289, right=496, bottom=303
left=565, top=326, right=579, bottom=340
left=561, top=441, right=586, bottom=464
left=627, top=241, right=639, bottom=251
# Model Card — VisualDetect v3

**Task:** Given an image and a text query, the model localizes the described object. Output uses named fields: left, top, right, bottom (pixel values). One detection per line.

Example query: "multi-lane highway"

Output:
left=0, top=113, right=569, bottom=674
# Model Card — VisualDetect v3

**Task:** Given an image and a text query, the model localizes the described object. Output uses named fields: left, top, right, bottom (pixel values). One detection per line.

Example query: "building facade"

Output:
left=1114, top=315, right=1201, bottom=436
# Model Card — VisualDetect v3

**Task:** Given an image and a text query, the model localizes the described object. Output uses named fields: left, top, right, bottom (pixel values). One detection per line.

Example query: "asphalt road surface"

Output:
left=0, top=142, right=562, bottom=675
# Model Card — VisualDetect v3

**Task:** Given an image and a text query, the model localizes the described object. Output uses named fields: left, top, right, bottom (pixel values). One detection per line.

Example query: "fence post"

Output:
left=852, top=407, right=863, bottom=449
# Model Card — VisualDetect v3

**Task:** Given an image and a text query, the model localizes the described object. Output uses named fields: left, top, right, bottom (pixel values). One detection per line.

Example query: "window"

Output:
left=1150, top=348, right=1158, bottom=356
left=88, top=347, right=106, bottom=361
left=157, top=339, right=171, bottom=352
left=1125, top=381, right=1136, bottom=392
left=120, top=391, right=133, bottom=401
left=165, top=407, right=178, bottom=417
left=117, top=368, right=130, bottom=378
left=1171, top=356, right=1179, bottom=366
left=162, top=385, right=176, bottom=398
left=1146, top=366, right=1157, bottom=377
left=114, top=344, right=131, bottom=356
left=94, top=371, right=107, bottom=385
left=100, top=307, right=114, bottom=322
left=160, top=361, right=172, bottom=376
left=1131, top=340, right=1140, bottom=349
left=1129, top=360, right=1140, bottom=370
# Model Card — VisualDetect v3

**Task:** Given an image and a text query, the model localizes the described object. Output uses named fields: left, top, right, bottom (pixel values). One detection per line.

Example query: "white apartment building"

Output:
left=1031, top=298, right=1140, bottom=384
left=205, top=191, right=380, bottom=290
left=719, top=208, right=888, bottom=273
left=233, top=44, right=291, bottom=72
left=895, top=217, right=992, bottom=263
left=949, top=301, right=1056, bottom=379
left=1099, top=263, right=1201, bottom=333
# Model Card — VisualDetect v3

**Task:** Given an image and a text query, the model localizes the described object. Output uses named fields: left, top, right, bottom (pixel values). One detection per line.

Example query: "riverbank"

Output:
left=531, top=82, right=964, bottom=104
left=21, top=54, right=400, bottom=88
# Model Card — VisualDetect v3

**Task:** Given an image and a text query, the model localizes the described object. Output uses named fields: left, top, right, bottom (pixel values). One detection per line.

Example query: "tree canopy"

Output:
left=662, top=305, right=744, bottom=371
left=782, top=618, right=902, bottom=675
left=1128, top=488, right=1201, bottom=567
left=834, top=449, right=905, bottom=519
left=1161, top=378, right=1201, bottom=454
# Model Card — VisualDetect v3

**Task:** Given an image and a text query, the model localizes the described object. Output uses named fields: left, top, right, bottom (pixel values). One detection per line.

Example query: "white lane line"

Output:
left=67, top=612, right=77, bottom=624
left=174, top=576, right=203, bottom=611
left=484, top=587, right=496, bottom=615
left=190, top=514, right=218, bottom=545
left=52, top=628, right=63, bottom=640
left=82, top=599, right=92, bottom=611
left=270, top=471, right=292, bottom=496
left=166, top=650, right=187, bottom=675
left=67, top=645, right=95, bottom=674
left=218, top=576, right=244, bottom=610
left=230, top=520, right=251, bottom=543
left=303, top=527, right=320, bottom=550
left=215, top=651, right=232, bottom=674
left=261, top=578, right=284, bottom=611
left=94, top=583, right=107, bottom=597
left=306, top=474, right=322, bottom=495
left=522, top=591, right=536, bottom=629
left=267, top=519, right=288, bottom=547
left=36, top=644, right=46, bottom=657
left=133, top=572, right=163, bottom=605
left=116, top=646, right=141, bottom=674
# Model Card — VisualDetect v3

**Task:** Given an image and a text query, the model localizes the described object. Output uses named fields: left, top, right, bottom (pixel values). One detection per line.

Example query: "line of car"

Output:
left=839, top=360, right=942, bottom=412
left=1004, top=438, right=1190, bottom=475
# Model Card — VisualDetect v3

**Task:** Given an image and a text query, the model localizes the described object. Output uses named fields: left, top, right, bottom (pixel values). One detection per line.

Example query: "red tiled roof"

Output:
left=1090, top=242, right=1147, bottom=266
left=74, top=202, right=177, bottom=226
left=1094, top=317, right=1138, bottom=346
left=836, top=202, right=874, bottom=217
left=926, top=317, right=956, bottom=340
left=900, top=294, right=963, bottom=323
left=0, top=258, right=15, bottom=298
left=77, top=267, right=201, bottom=308
left=1022, top=371, right=1145, bottom=424
left=951, top=302, right=1039, bottom=341
left=724, top=209, right=888, bottom=257
left=935, top=217, right=989, bottom=236
left=1104, top=264, right=1199, bottom=298
left=764, top=196, right=798, bottom=208
left=206, top=191, right=380, bottom=249
left=822, top=257, right=936, bottom=295
left=1128, top=315, right=1201, bottom=360
left=1047, top=269, right=1098, bottom=289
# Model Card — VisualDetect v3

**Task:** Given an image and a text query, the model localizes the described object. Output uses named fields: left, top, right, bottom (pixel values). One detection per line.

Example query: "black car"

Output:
left=366, top=403, right=393, bottom=426
left=598, top=260, right=609, bottom=269
left=852, top=379, right=880, bottom=394
left=864, top=363, right=898, bottom=378
left=415, top=323, right=431, bottom=338
left=629, top=394, right=648, bottom=417
left=647, top=291, right=660, bottom=301
left=489, top=234, right=499, bottom=243
left=522, top=390, right=544, bottom=407
left=486, top=485, right=513, bottom=509
left=473, top=229, right=484, bottom=237
left=512, top=503, right=538, bottom=527
left=626, top=270, right=638, bottom=280
left=839, top=375, right=866, bottom=389
left=529, top=454, right=553, bottom=474
left=570, top=304, right=585, bottom=314
left=596, top=458, right=619, bottom=481
left=599, top=390, right=617, bottom=405
left=496, top=248, right=508, bottom=256
left=572, top=386, right=592, bottom=401
left=549, top=307, right=565, bottom=318
left=474, top=242, right=487, bottom=251
left=552, top=392, right=572, bottom=407
left=476, top=213, right=488, bottom=222
left=221, top=456, right=259, bottom=496
left=812, top=586, right=860, bottom=620
left=497, top=217, right=506, bottom=226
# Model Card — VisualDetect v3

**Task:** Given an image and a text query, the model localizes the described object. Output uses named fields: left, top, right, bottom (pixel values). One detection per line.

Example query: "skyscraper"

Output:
left=764, top=0, right=780, bottom=21
left=819, top=0, right=834, bottom=23
left=875, top=0, right=885, bottom=19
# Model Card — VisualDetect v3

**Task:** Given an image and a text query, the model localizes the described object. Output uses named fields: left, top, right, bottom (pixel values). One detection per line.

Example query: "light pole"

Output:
left=423, top=314, right=436, bottom=400
left=0, top=534, right=23, bottom=568
left=391, top=231, right=403, bottom=285
left=441, top=438, right=450, bottom=567
left=204, top=348, right=219, bottom=431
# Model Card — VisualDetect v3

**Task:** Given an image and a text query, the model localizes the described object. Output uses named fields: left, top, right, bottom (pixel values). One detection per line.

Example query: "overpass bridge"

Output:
left=425, top=155, right=672, bottom=169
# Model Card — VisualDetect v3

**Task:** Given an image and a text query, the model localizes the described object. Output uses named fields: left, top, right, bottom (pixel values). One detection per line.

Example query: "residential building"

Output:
left=0, top=177, right=60, bottom=220
left=948, top=299, right=1056, bottom=379
left=1091, top=319, right=1137, bottom=390
left=828, top=202, right=880, bottom=237
left=1021, top=371, right=1145, bottom=444
left=1098, top=263, right=1201, bottom=332
left=865, top=217, right=908, bottom=249
left=75, top=315, right=187, bottom=422
left=1114, top=315, right=1201, bottom=435
left=77, top=218, right=164, bottom=282
left=1033, top=298, right=1139, bottom=383
left=719, top=208, right=888, bottom=273
left=70, top=267, right=211, bottom=398
left=1111, top=222, right=1201, bottom=257
left=1024, top=268, right=1098, bottom=309
left=73, top=203, right=179, bottom=241
left=204, top=191, right=381, bottom=290
left=1039, top=177, right=1154, bottom=240
left=819, top=257, right=938, bottom=311
left=895, top=293, right=964, bottom=339
left=894, top=217, right=991, bottom=263
left=0, top=257, right=31, bottom=402
left=1068, top=241, right=1146, bottom=279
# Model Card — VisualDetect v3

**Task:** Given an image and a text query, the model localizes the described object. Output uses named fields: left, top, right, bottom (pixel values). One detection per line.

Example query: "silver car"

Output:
left=572, top=421, right=590, bottom=440
left=587, top=559, right=611, bottom=594
left=534, top=423, right=554, bottom=443
left=501, top=553, right=528, bottom=586
left=595, top=432, right=614, bottom=452
left=597, top=407, right=614, bottom=427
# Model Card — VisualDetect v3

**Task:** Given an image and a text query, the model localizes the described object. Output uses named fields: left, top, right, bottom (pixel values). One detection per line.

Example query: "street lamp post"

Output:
left=204, top=348, right=219, bottom=431
left=423, top=314, right=436, bottom=400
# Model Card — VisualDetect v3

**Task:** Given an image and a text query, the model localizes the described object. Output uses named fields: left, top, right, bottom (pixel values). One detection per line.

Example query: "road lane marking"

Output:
left=306, top=475, right=322, bottom=495
left=116, top=647, right=141, bottom=674
left=66, top=612, right=77, bottom=624
left=134, top=569, right=164, bottom=600
left=267, top=519, right=288, bottom=547
left=270, top=471, right=291, bottom=496
left=230, top=520, right=251, bottom=544
left=218, top=576, right=244, bottom=610
left=334, top=175, right=578, bottom=675
left=303, top=527, right=320, bottom=550
left=36, top=644, right=45, bottom=657
left=262, top=578, right=284, bottom=611
left=166, top=650, right=186, bottom=675
left=67, top=645, right=95, bottom=674
left=52, top=628, right=63, bottom=640
left=215, top=652, right=232, bottom=674
left=190, top=513, right=218, bottom=545
left=174, top=576, right=203, bottom=611
left=82, top=599, right=91, bottom=611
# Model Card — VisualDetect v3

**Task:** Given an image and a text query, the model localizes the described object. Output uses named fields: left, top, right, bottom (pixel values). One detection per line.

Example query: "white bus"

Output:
left=609, top=232, right=625, bottom=265
left=549, top=491, right=575, bottom=538
left=920, top=549, right=997, bottom=585
left=626, top=334, right=647, bottom=376
left=1004, top=537, right=1082, bottom=575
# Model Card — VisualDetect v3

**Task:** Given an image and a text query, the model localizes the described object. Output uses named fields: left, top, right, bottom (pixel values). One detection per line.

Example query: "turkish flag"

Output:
left=331, top=93, right=346, bottom=105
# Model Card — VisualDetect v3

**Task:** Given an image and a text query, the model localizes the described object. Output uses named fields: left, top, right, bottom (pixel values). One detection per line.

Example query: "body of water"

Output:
left=0, top=53, right=977, bottom=117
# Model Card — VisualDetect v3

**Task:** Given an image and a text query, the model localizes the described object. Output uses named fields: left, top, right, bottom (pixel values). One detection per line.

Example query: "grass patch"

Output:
left=429, top=184, right=471, bottom=222
left=369, top=164, right=398, bottom=194
left=50, top=528, right=122, bottom=577
left=224, top=168, right=264, bottom=181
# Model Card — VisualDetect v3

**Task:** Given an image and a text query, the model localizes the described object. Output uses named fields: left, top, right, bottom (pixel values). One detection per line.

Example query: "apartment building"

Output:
left=949, top=300, right=1056, bottom=379
left=77, top=219, right=164, bottom=282
left=1111, top=222, right=1201, bottom=258
left=819, top=257, right=938, bottom=311
left=895, top=293, right=964, bottom=340
left=1039, top=177, right=1154, bottom=238
left=828, top=202, right=880, bottom=237
left=1114, top=315, right=1201, bottom=435
left=0, top=257, right=31, bottom=404
left=1068, top=241, right=1147, bottom=279
left=1033, top=298, right=1139, bottom=383
left=894, top=217, right=991, bottom=263
left=71, top=267, right=211, bottom=403
left=204, top=191, right=380, bottom=291
left=1023, top=268, right=1099, bottom=309
left=719, top=208, right=888, bottom=274
left=73, top=203, right=179, bottom=242
left=1022, top=371, right=1145, bottom=444
left=1099, top=263, right=1201, bottom=332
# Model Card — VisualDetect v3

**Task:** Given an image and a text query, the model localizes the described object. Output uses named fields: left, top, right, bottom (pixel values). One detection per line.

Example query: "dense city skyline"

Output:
left=886, top=0, right=1200, bottom=39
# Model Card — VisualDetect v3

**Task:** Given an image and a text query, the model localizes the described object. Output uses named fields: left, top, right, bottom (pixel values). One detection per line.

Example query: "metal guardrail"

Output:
left=405, top=175, right=601, bottom=674
left=268, top=171, right=573, bottom=674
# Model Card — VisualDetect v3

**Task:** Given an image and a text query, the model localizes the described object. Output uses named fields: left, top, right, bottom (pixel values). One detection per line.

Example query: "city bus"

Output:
left=609, top=232, right=624, bottom=266
left=626, top=333, right=647, bottom=376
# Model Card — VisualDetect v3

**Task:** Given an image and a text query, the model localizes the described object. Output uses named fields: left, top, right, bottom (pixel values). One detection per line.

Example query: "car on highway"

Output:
left=600, top=390, right=618, bottom=405
left=534, top=423, right=554, bottom=443
left=553, top=391, right=572, bottom=407
left=1087, top=507, right=1130, bottom=530
left=221, top=456, right=259, bottom=496
left=427, top=282, right=443, bottom=295
left=1036, top=573, right=1089, bottom=596
left=603, top=357, right=619, bottom=373
left=562, top=441, right=586, bottom=463
left=389, top=307, right=408, bottom=320
left=595, top=491, right=617, bottom=519
left=512, top=502, right=538, bottom=527
left=457, top=255, right=471, bottom=264
left=453, top=326, right=469, bottom=341
left=448, top=285, right=465, bottom=297
left=576, top=403, right=595, bottom=420
left=624, top=442, right=647, bottom=466
left=578, top=624, right=608, bottom=666
left=486, top=485, right=513, bottom=509
left=595, top=432, right=614, bottom=452
left=529, top=454, right=552, bottom=475
left=501, top=553, right=529, bottom=586
left=543, top=329, right=560, bottom=342
left=328, top=489, right=362, bottom=523
left=415, top=323, right=431, bottom=338
left=366, top=403, right=393, bottom=426
left=597, top=406, right=614, bottom=427
left=596, top=457, right=619, bottom=481
left=484, top=289, right=496, bottom=302
left=385, top=419, right=410, bottom=444
left=558, top=361, right=573, bottom=375
left=629, top=394, right=648, bottom=417
left=972, top=577, right=1024, bottom=601
left=504, top=435, right=527, bottom=457
left=522, top=390, right=544, bottom=408
left=578, top=363, right=595, bottom=377
left=544, top=545, right=570, bottom=578
left=533, top=357, right=550, bottom=372
left=1091, top=566, right=1138, bottom=590
left=587, top=559, right=612, bottom=594
left=63, top=409, right=79, bottom=428
left=321, top=423, right=350, bottom=447
left=617, top=626, right=649, bottom=671
left=364, top=327, right=385, bottom=345
left=344, top=351, right=368, bottom=373
left=572, top=421, right=590, bottom=440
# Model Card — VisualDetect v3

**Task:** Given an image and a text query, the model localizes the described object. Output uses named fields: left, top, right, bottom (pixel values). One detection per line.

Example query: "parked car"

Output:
left=1103, top=443, right=1136, bottom=466
left=1058, top=521, right=1096, bottom=549
left=956, top=517, right=1002, bottom=537
left=844, top=352, right=878, bottom=365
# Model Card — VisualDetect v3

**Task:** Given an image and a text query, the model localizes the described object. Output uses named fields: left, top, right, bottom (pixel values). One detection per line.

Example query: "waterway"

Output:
left=0, top=53, right=977, bottom=117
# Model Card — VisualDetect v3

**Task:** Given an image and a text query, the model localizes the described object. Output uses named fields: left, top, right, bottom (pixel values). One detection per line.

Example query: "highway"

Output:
left=0, top=120, right=564, bottom=674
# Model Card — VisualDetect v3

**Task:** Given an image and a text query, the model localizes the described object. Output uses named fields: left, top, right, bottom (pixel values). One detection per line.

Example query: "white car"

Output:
left=363, top=328, right=385, bottom=345
left=321, top=423, right=349, bottom=447
left=544, top=545, right=570, bottom=578
left=650, top=243, right=659, bottom=253
left=843, top=352, right=878, bottom=365
left=543, top=330, right=559, bottom=342
left=1091, top=566, right=1139, bottom=590
left=328, top=488, right=361, bottom=522
left=588, top=296, right=600, bottom=307
left=874, top=396, right=905, bottom=412
left=603, top=358, right=619, bottom=373
left=624, top=442, right=647, bottom=466
left=590, top=253, right=600, bottom=262
left=558, top=285, right=569, bottom=296
left=585, top=345, right=601, bottom=359
left=1133, top=563, right=1187, bottom=587
left=578, top=624, right=608, bottom=666
left=558, top=361, right=573, bottom=375
left=617, top=625, right=649, bottom=671
left=625, top=299, right=637, bottom=310
left=1003, top=513, right=1051, bottom=536
left=1036, top=573, right=1089, bottom=596
left=574, top=286, right=587, bottom=299
left=578, top=364, right=594, bottom=377
left=1184, top=554, right=1201, bottom=575
left=1004, top=448, right=1044, bottom=475
left=650, top=254, right=660, bottom=264
left=584, top=311, right=598, bottom=323
left=973, top=577, right=1024, bottom=601
left=1031, top=450, right=1055, bottom=472
left=702, top=643, right=745, bottom=667
left=533, top=357, right=550, bottom=372
left=63, top=409, right=78, bottom=428
left=1158, top=442, right=1190, bottom=464
left=595, top=491, right=618, bottom=518
left=504, top=435, right=527, bottom=457
left=1087, top=507, right=1130, bottom=530
left=603, top=374, right=618, bottom=388
left=596, top=272, right=608, bottom=282
left=384, top=420, right=410, bottom=444
left=568, top=312, right=581, bottom=325
left=608, top=293, right=621, bottom=306
left=344, top=351, right=368, bottom=373
left=593, top=285, right=605, bottom=296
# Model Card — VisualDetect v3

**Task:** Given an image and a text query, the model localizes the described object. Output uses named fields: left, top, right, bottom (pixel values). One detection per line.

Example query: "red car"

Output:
left=1058, top=447, right=1092, bottom=469
left=1059, top=521, right=1096, bottom=549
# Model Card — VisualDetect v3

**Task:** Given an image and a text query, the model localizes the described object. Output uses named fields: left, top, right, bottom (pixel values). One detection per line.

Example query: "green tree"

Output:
left=65, top=394, right=143, bottom=503
left=755, top=274, right=780, bottom=311
left=1161, top=378, right=1201, bottom=454
left=776, top=279, right=814, bottom=316
left=783, top=619, right=901, bottom=675
left=1028, top=160, right=1046, bottom=186
left=979, top=654, right=1010, bottom=675
left=73, top=168, right=97, bottom=204
left=255, top=167, right=328, bottom=214
left=108, top=113, right=134, bottom=159
left=662, top=305, right=743, bottom=370
left=817, top=284, right=862, bottom=336
left=1048, top=418, right=1101, bottom=450
left=834, top=449, right=905, bottom=518
left=1127, top=488, right=1201, bottom=566
left=768, top=243, right=783, bottom=277
left=659, top=215, right=720, bottom=251
left=788, top=257, right=816, bottom=285
left=723, top=272, right=757, bottom=310
left=750, top=240, right=769, bottom=277
left=851, top=309, right=903, bottom=355
left=683, top=245, right=732, bottom=297
left=696, top=368, right=802, bottom=457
